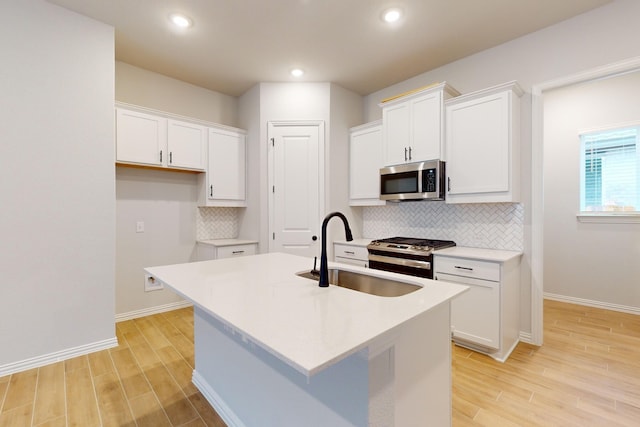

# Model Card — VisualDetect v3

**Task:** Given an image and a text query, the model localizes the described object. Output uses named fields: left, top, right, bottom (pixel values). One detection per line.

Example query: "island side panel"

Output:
left=394, top=302, right=452, bottom=427
left=192, top=307, right=369, bottom=427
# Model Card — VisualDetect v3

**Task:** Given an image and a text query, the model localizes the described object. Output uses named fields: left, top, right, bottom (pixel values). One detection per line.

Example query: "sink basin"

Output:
left=296, top=269, right=421, bottom=297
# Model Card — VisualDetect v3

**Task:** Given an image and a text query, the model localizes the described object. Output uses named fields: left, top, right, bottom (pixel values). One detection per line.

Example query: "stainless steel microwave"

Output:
left=380, top=160, right=446, bottom=201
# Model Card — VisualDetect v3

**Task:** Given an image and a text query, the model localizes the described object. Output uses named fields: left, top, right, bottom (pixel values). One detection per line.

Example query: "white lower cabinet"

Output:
left=435, top=250, right=521, bottom=362
left=333, top=241, right=370, bottom=268
left=196, top=240, right=257, bottom=261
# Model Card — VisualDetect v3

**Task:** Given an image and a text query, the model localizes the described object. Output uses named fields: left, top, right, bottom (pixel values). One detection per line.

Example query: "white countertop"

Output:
left=435, top=246, right=522, bottom=263
left=197, top=238, right=258, bottom=247
left=333, top=238, right=371, bottom=247
left=145, top=252, right=467, bottom=376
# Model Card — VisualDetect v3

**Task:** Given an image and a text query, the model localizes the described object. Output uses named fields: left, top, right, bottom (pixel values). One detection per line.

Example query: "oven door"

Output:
left=368, top=253, right=432, bottom=279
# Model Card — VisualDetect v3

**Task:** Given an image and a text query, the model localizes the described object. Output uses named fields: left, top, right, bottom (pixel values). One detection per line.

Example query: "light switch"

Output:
left=136, top=221, right=145, bottom=233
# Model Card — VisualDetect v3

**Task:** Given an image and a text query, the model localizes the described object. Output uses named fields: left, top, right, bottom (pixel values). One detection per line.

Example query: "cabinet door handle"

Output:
left=160, top=150, right=163, bottom=162
left=404, top=147, right=408, bottom=161
left=408, top=146, right=412, bottom=160
left=210, top=185, right=213, bottom=197
left=448, top=177, right=451, bottom=192
left=454, top=266, right=473, bottom=271
left=169, top=151, right=173, bottom=164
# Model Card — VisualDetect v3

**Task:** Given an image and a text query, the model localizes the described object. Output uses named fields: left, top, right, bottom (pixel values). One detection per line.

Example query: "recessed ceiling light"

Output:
left=382, top=8, right=402, bottom=23
left=291, top=68, right=304, bottom=78
left=169, top=13, right=193, bottom=29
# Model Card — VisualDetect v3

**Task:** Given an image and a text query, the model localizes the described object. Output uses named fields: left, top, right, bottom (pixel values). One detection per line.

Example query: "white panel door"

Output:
left=269, top=122, right=322, bottom=257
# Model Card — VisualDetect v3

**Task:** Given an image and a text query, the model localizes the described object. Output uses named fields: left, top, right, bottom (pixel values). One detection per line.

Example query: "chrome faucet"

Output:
left=319, top=212, right=353, bottom=287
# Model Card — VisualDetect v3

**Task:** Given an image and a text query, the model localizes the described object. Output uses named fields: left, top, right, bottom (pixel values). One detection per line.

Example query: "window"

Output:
left=580, top=125, right=639, bottom=214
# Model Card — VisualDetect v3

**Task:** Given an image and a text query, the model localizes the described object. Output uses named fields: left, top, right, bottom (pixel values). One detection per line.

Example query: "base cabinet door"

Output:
left=437, top=272, right=500, bottom=349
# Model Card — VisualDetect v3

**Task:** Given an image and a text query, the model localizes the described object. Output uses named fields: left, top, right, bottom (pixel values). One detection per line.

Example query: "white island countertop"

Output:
left=145, top=252, right=467, bottom=376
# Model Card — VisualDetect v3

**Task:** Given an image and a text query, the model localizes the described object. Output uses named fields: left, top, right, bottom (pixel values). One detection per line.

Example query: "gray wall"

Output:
left=0, top=0, right=115, bottom=370
left=114, top=62, right=239, bottom=317
left=362, top=0, right=640, bottom=333
left=543, top=70, right=640, bottom=310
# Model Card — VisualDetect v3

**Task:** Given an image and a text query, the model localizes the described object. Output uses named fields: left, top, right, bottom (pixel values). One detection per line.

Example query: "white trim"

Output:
left=577, top=213, right=640, bottom=223
left=0, top=337, right=118, bottom=377
left=115, top=300, right=193, bottom=322
left=544, top=293, right=640, bottom=316
left=518, top=331, right=533, bottom=345
left=530, top=55, right=640, bottom=348
left=192, top=369, right=246, bottom=427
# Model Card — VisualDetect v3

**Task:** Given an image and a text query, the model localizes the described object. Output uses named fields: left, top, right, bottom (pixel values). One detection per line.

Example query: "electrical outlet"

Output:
left=136, top=221, right=145, bottom=233
left=144, top=274, right=163, bottom=292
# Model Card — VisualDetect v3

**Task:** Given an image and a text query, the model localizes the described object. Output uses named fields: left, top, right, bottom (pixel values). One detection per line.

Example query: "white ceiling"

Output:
left=48, top=0, right=611, bottom=96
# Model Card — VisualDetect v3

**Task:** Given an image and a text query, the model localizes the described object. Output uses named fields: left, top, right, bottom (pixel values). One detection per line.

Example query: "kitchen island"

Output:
left=145, top=252, right=467, bottom=427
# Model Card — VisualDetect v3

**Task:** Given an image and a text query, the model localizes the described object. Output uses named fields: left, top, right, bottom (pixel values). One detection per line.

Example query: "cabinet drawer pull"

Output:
left=344, top=250, right=355, bottom=255
left=455, top=266, right=473, bottom=271
left=232, top=250, right=245, bottom=255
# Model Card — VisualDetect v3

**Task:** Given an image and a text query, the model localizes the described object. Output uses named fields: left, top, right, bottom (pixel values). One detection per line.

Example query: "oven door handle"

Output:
left=368, top=254, right=431, bottom=270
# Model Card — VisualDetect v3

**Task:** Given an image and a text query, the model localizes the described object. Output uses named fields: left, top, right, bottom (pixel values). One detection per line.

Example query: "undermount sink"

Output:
left=296, top=268, right=421, bottom=297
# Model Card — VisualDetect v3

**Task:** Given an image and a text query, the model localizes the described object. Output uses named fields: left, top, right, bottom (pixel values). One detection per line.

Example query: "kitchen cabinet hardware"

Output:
left=160, top=150, right=163, bottom=162
left=344, top=250, right=355, bottom=255
left=210, top=185, right=213, bottom=197
left=169, top=151, right=173, bottom=164
left=232, top=250, right=245, bottom=255
left=454, top=265, right=473, bottom=271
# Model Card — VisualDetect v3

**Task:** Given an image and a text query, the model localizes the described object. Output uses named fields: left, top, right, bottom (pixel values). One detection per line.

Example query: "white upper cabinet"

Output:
left=380, top=82, right=460, bottom=166
left=198, top=126, right=247, bottom=207
left=116, top=108, right=166, bottom=167
left=349, top=120, right=385, bottom=206
left=166, top=119, right=206, bottom=170
left=445, top=81, right=523, bottom=204
left=115, top=106, right=206, bottom=172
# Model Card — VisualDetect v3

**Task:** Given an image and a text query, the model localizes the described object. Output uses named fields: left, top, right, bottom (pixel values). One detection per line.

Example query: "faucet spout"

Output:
left=319, top=212, right=353, bottom=287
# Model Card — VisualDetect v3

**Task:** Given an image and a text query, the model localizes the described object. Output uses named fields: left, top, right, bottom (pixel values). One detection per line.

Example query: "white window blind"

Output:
left=580, top=126, right=639, bottom=213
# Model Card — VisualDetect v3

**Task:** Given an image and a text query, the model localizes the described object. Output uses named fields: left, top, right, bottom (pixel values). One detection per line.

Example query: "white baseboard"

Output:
left=544, top=293, right=640, bottom=315
left=0, top=337, right=118, bottom=377
left=115, top=300, right=193, bottom=322
left=519, top=331, right=533, bottom=344
left=192, top=370, right=246, bottom=427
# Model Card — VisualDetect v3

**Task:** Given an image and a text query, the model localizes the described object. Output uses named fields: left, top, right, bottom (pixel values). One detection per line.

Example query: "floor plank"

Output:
left=1, top=300, right=639, bottom=426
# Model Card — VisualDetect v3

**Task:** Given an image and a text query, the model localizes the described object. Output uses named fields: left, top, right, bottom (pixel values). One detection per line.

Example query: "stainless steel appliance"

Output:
left=367, top=237, right=456, bottom=279
left=379, top=160, right=445, bottom=201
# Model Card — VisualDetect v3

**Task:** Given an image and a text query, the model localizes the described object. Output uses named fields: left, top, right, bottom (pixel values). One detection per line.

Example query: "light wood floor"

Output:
left=1, top=300, right=639, bottom=426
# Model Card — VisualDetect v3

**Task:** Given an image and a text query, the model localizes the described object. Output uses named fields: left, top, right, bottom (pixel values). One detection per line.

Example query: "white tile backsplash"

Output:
left=197, top=207, right=240, bottom=240
left=363, top=202, right=524, bottom=251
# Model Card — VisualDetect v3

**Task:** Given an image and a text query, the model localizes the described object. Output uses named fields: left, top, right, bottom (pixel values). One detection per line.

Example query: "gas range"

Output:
left=367, top=237, right=456, bottom=279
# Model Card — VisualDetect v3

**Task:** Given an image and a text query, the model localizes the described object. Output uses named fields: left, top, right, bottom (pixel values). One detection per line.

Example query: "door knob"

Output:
left=312, top=235, right=318, bottom=241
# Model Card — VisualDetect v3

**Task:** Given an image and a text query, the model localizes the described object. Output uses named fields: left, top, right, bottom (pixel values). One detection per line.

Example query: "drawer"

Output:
left=434, top=256, right=500, bottom=282
left=334, top=243, right=368, bottom=261
left=335, top=256, right=368, bottom=268
left=217, top=244, right=257, bottom=259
